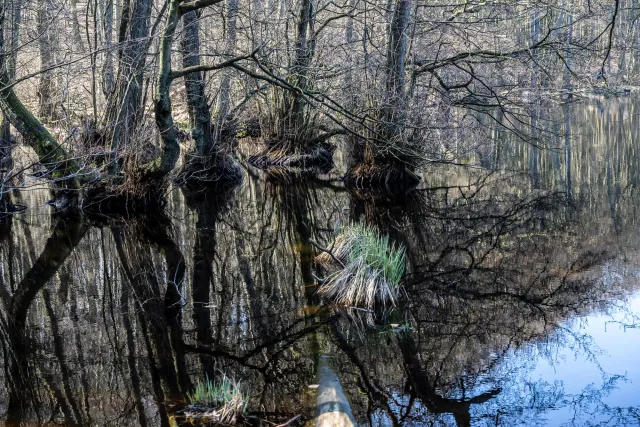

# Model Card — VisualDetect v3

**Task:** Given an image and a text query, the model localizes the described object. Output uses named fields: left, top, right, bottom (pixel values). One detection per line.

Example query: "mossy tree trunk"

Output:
left=147, top=0, right=182, bottom=181
left=0, top=4, right=83, bottom=190
left=153, top=0, right=244, bottom=183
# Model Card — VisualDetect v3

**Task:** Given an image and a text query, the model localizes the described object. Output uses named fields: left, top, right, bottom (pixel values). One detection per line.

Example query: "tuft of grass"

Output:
left=317, top=223, right=405, bottom=308
left=185, top=375, right=247, bottom=425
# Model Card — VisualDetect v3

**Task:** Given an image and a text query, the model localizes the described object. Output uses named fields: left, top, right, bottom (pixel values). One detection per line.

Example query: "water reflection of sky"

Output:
left=535, top=297, right=640, bottom=425
left=478, top=269, right=640, bottom=426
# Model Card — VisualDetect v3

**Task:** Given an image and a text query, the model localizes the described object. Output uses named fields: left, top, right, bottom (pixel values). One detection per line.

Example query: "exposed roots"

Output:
left=176, top=153, right=243, bottom=188
left=246, top=143, right=334, bottom=173
left=343, top=163, right=420, bottom=194
left=80, top=183, right=167, bottom=217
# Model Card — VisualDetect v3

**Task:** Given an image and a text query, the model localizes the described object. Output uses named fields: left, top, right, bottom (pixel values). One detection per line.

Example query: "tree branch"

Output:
left=178, top=0, right=224, bottom=15
left=170, top=50, right=256, bottom=80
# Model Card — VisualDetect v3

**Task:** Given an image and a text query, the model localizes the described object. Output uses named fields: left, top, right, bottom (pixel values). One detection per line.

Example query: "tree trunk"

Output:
left=69, top=0, right=85, bottom=52
left=381, top=0, right=409, bottom=137
left=36, top=0, right=58, bottom=121
left=368, top=0, right=410, bottom=165
left=345, top=0, right=363, bottom=170
left=7, top=0, right=19, bottom=79
left=530, top=9, right=540, bottom=90
left=213, top=0, right=238, bottom=144
left=346, top=0, right=418, bottom=191
left=563, top=1, right=574, bottom=90
left=344, top=0, right=355, bottom=106
left=103, top=0, right=152, bottom=151
left=0, top=0, right=20, bottom=184
left=181, top=10, right=214, bottom=157
left=178, top=1, right=241, bottom=184
left=147, top=0, right=181, bottom=181
left=282, top=0, right=316, bottom=148
left=102, top=0, right=115, bottom=97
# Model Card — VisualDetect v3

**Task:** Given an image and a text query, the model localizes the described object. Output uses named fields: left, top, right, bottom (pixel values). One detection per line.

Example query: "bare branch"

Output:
left=170, top=50, right=257, bottom=80
left=178, top=0, right=224, bottom=15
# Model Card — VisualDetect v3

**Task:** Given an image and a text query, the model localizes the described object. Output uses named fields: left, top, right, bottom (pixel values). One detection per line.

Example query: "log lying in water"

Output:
left=316, top=355, right=356, bottom=427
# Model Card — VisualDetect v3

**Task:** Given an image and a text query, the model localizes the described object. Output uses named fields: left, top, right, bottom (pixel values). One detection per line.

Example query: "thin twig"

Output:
left=276, top=414, right=301, bottom=427
left=308, top=238, right=346, bottom=268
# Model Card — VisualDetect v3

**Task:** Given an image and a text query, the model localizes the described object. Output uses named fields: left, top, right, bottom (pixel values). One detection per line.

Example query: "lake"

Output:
left=1, top=96, right=640, bottom=426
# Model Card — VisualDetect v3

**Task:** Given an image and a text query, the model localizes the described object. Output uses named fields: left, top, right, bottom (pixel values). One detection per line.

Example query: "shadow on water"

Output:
left=0, top=98, right=640, bottom=425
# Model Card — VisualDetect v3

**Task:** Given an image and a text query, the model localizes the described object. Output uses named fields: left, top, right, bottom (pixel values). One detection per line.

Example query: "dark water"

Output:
left=1, top=97, right=640, bottom=426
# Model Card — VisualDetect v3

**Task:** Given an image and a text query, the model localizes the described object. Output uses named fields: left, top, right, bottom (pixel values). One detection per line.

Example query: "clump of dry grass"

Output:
left=181, top=375, right=247, bottom=425
left=317, top=223, right=405, bottom=309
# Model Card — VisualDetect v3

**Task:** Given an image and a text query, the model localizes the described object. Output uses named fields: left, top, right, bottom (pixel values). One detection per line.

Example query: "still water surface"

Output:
left=1, top=97, right=640, bottom=426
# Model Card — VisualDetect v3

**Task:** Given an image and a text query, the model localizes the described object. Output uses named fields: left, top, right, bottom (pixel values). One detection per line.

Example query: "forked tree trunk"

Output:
left=179, top=4, right=241, bottom=184
left=148, top=0, right=181, bottom=181
left=161, top=0, right=242, bottom=184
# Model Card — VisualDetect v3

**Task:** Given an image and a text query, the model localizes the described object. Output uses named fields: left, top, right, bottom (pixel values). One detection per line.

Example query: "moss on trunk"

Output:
left=0, top=72, right=83, bottom=190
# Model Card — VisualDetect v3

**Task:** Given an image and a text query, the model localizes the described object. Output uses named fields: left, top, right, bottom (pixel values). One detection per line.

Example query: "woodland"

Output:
left=0, top=0, right=633, bottom=212
left=1, top=1, right=640, bottom=425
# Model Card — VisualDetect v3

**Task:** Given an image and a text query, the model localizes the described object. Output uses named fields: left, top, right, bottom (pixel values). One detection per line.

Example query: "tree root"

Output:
left=343, top=164, right=420, bottom=194
left=80, top=185, right=166, bottom=217
left=246, top=143, right=334, bottom=174
left=175, top=154, right=243, bottom=188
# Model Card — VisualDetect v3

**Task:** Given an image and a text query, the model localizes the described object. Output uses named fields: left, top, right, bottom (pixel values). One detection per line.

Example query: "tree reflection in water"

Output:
left=0, top=100, right=639, bottom=425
